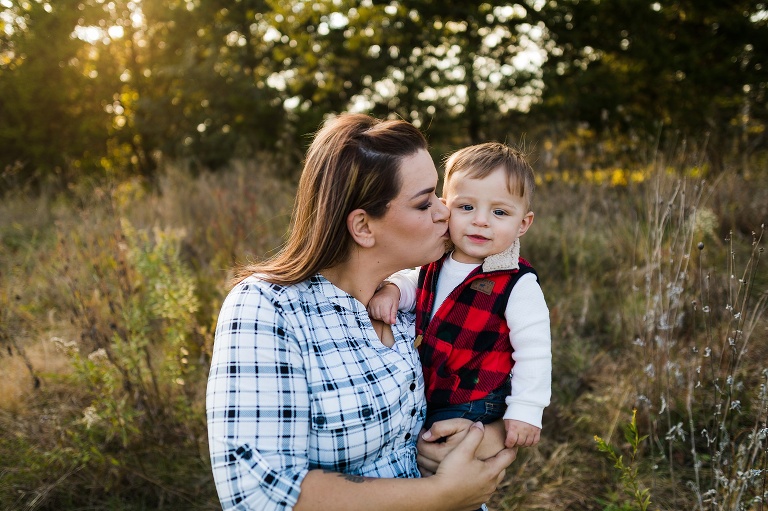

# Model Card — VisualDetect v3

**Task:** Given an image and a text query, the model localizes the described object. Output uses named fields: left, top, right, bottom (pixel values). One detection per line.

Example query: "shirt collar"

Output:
left=305, top=274, right=369, bottom=315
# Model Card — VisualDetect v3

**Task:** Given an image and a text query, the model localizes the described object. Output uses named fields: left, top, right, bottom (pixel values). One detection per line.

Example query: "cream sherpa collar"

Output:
left=481, top=239, right=520, bottom=273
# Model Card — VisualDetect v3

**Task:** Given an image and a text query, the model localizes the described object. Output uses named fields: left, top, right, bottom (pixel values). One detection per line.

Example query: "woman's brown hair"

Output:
left=233, top=113, right=428, bottom=286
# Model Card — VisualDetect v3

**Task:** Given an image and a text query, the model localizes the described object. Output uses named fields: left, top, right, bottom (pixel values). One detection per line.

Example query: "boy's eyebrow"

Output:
left=452, top=193, right=518, bottom=205
left=410, top=187, right=435, bottom=199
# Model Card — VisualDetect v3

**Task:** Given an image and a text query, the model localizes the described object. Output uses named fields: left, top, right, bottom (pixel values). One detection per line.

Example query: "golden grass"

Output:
left=1, top=157, right=765, bottom=510
left=0, top=339, right=73, bottom=413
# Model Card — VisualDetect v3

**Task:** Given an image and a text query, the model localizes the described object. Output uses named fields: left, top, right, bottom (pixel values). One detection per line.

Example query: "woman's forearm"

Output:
left=295, top=470, right=445, bottom=511
left=297, top=423, right=514, bottom=511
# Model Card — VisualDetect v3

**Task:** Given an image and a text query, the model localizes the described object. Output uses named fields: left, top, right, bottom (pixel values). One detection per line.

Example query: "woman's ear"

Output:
left=347, top=208, right=375, bottom=248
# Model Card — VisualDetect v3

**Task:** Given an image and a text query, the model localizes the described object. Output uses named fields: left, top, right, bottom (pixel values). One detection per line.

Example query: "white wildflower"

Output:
left=665, top=422, right=686, bottom=441
left=81, top=406, right=100, bottom=430
left=88, top=348, right=108, bottom=363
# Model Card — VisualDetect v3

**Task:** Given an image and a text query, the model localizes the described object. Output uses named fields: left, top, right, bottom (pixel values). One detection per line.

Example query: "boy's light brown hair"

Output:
left=443, top=142, right=535, bottom=211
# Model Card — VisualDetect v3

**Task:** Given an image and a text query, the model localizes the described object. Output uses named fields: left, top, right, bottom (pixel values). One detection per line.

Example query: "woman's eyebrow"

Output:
left=410, top=187, right=435, bottom=199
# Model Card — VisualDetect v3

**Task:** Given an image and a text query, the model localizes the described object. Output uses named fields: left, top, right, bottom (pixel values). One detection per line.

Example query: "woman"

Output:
left=206, top=113, right=516, bottom=511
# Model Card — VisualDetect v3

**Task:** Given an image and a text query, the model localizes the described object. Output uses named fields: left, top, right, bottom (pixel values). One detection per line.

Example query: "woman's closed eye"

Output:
left=417, top=201, right=433, bottom=211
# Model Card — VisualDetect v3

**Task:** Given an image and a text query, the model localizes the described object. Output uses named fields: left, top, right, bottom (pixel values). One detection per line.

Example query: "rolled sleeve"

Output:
left=206, top=281, right=310, bottom=510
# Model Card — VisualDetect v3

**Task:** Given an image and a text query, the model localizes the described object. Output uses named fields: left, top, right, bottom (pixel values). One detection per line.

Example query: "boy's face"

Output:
left=444, top=166, right=534, bottom=265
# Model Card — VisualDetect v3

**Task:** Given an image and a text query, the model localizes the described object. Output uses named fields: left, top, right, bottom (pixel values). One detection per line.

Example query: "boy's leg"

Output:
left=422, top=402, right=475, bottom=431
left=424, top=383, right=511, bottom=511
left=424, top=378, right=511, bottom=429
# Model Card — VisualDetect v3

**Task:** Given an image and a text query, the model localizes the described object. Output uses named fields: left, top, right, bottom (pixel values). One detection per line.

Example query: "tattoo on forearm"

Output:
left=322, top=470, right=370, bottom=483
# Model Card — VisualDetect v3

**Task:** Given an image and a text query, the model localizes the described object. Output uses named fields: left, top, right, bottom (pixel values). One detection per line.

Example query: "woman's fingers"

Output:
left=487, top=446, right=517, bottom=471
left=421, top=418, right=473, bottom=442
left=432, top=423, right=511, bottom=509
left=447, top=421, right=485, bottom=459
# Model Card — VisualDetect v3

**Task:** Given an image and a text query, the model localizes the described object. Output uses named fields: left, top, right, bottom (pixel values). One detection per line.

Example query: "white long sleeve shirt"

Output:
left=387, top=252, right=551, bottom=428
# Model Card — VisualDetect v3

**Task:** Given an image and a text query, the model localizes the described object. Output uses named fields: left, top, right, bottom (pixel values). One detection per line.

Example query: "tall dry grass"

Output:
left=1, top=153, right=765, bottom=510
left=491, top=156, right=766, bottom=510
left=0, top=159, right=295, bottom=510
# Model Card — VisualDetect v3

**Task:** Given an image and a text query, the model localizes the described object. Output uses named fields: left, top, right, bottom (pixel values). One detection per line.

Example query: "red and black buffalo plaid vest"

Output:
left=415, top=253, right=537, bottom=406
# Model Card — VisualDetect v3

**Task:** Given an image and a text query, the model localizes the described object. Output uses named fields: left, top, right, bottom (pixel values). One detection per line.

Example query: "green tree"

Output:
left=126, top=0, right=288, bottom=172
left=0, top=0, right=291, bottom=187
left=528, top=0, right=768, bottom=171
left=385, top=1, right=542, bottom=146
left=0, top=0, right=114, bottom=190
left=262, top=0, right=415, bottom=143
left=263, top=1, right=542, bottom=148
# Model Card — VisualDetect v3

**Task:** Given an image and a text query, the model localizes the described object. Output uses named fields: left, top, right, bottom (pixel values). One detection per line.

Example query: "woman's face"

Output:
left=370, top=149, right=449, bottom=271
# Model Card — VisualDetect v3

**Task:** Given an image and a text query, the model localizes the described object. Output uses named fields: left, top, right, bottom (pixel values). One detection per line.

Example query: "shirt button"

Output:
left=362, top=407, right=372, bottom=417
left=410, top=409, right=416, bottom=416
left=404, top=433, right=412, bottom=440
left=409, top=382, right=416, bottom=391
left=315, top=416, right=326, bottom=425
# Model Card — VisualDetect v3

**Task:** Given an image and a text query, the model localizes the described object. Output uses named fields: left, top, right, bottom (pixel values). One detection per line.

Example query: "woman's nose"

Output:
left=433, top=200, right=449, bottom=222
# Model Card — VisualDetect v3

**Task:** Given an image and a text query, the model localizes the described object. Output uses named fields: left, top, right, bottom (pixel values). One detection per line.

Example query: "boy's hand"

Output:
left=503, top=419, right=541, bottom=447
left=367, top=282, right=401, bottom=325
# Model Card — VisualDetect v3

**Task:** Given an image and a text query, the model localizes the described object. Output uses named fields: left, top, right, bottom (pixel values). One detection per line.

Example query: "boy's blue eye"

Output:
left=460, top=205, right=473, bottom=211
left=494, top=209, right=508, bottom=216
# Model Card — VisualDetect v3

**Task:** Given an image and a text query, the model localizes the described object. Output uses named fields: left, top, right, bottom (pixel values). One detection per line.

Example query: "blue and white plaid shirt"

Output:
left=207, top=274, right=427, bottom=510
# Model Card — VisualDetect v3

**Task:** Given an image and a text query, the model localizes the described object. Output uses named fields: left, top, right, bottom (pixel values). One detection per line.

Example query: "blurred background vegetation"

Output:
left=1, top=1, right=766, bottom=510
left=2, top=0, right=767, bottom=187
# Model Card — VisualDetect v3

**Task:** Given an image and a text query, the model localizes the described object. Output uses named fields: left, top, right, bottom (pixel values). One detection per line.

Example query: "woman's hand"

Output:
left=297, top=422, right=516, bottom=511
left=417, top=418, right=511, bottom=476
left=427, top=422, right=517, bottom=510
left=417, top=418, right=472, bottom=476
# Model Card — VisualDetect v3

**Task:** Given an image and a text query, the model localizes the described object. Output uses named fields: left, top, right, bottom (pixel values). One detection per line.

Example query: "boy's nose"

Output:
left=473, top=212, right=488, bottom=226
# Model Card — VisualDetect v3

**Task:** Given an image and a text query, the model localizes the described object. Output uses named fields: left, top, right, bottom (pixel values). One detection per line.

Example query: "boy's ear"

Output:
left=347, top=208, right=375, bottom=248
left=517, top=211, right=534, bottom=237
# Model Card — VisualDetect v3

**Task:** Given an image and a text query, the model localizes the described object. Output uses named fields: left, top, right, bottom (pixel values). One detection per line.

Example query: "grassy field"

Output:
left=1, top=155, right=766, bottom=510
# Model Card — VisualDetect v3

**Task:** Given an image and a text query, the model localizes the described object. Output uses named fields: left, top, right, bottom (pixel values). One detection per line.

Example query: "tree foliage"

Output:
left=528, top=0, right=768, bottom=170
left=1, top=0, right=766, bottom=189
left=0, top=0, right=114, bottom=186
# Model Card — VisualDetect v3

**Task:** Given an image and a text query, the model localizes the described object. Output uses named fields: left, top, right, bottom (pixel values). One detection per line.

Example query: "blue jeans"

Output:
left=423, top=378, right=511, bottom=430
